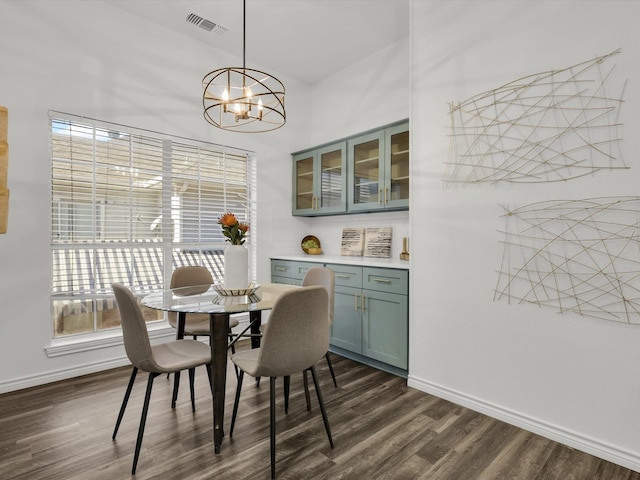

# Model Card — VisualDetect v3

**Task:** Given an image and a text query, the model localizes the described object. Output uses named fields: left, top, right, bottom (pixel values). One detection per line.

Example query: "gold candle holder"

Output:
left=400, top=237, right=409, bottom=261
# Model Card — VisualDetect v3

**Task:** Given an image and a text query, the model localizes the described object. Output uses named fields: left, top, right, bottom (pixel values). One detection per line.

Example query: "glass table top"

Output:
left=141, top=282, right=298, bottom=314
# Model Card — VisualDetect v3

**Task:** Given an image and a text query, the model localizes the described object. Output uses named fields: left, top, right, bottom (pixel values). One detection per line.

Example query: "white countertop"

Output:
left=271, top=254, right=410, bottom=270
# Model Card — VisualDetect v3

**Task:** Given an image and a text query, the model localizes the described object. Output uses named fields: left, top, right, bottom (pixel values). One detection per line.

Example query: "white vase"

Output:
left=224, top=244, right=249, bottom=290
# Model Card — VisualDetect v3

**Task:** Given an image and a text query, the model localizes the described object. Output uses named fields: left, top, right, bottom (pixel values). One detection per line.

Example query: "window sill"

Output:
left=45, top=323, right=175, bottom=357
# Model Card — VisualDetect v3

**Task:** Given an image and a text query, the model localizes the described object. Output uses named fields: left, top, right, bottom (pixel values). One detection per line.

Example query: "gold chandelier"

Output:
left=202, top=0, right=286, bottom=132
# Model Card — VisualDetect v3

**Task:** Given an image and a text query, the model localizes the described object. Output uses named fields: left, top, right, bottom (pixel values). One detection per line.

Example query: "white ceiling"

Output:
left=108, top=0, right=410, bottom=86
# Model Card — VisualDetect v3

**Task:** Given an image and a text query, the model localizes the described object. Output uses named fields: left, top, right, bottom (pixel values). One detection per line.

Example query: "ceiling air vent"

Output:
left=186, top=13, right=228, bottom=36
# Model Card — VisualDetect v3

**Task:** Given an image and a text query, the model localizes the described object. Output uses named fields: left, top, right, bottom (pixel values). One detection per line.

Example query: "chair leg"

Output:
left=132, top=372, right=159, bottom=475
left=230, top=370, right=244, bottom=437
left=325, top=352, right=338, bottom=387
left=188, top=367, right=196, bottom=412
left=171, top=371, right=180, bottom=408
left=229, top=334, right=240, bottom=379
left=206, top=363, right=213, bottom=394
left=303, top=370, right=311, bottom=412
left=283, top=376, right=290, bottom=414
left=113, top=367, right=138, bottom=439
left=309, top=366, right=334, bottom=449
left=270, top=377, right=277, bottom=480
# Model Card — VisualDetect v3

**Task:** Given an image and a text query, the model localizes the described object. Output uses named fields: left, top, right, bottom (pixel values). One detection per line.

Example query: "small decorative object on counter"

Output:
left=301, top=235, right=322, bottom=254
left=400, top=237, right=409, bottom=261
left=218, top=212, right=250, bottom=290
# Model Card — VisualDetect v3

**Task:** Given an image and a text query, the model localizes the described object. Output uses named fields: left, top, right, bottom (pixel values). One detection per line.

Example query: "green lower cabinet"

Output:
left=331, top=285, right=362, bottom=354
left=271, top=258, right=409, bottom=376
left=362, top=289, right=408, bottom=369
left=330, top=265, right=409, bottom=374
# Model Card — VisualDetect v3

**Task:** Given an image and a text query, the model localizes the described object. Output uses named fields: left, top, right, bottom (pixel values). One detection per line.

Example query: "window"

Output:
left=50, top=112, right=255, bottom=338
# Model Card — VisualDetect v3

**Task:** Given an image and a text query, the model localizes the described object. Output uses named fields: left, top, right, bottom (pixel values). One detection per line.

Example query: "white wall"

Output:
left=0, top=0, right=308, bottom=390
left=410, top=0, right=640, bottom=471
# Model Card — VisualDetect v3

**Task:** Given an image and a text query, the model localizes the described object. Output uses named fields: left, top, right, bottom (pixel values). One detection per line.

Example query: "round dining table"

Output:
left=141, top=282, right=298, bottom=453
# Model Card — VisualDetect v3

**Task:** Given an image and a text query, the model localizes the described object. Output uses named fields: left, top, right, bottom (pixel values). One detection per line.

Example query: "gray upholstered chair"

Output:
left=301, top=266, right=337, bottom=387
left=111, top=283, right=212, bottom=475
left=261, top=266, right=337, bottom=400
left=168, top=265, right=240, bottom=338
left=230, top=286, right=334, bottom=480
left=168, top=265, right=239, bottom=404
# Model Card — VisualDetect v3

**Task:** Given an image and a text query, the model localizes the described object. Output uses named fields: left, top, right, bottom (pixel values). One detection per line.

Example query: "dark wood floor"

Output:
left=1, top=344, right=638, bottom=480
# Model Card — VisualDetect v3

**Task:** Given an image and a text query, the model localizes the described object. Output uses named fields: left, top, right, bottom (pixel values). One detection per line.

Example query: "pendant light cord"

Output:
left=242, top=0, right=246, bottom=70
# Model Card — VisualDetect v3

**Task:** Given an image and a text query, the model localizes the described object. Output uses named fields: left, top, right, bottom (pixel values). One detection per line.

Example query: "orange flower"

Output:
left=218, top=212, right=238, bottom=227
left=218, top=212, right=249, bottom=245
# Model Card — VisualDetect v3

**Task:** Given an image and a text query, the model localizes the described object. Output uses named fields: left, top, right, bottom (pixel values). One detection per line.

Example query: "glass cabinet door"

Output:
left=318, top=142, right=346, bottom=213
left=293, top=142, right=346, bottom=216
left=348, top=130, right=385, bottom=212
left=293, top=152, right=316, bottom=214
left=385, top=124, right=410, bottom=209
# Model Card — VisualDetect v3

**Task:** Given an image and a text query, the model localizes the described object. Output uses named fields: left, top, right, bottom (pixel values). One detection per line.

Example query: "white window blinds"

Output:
left=50, top=112, right=255, bottom=337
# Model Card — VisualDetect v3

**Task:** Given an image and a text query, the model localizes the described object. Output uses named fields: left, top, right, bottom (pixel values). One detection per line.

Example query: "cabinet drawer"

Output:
left=363, top=267, right=408, bottom=295
left=271, top=275, right=302, bottom=286
left=326, top=264, right=362, bottom=288
left=271, top=260, right=317, bottom=280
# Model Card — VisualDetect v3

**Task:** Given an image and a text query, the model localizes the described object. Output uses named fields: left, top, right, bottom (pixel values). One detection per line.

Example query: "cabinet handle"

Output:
left=372, top=277, right=392, bottom=284
left=275, top=266, right=287, bottom=272
left=335, top=273, right=351, bottom=279
left=378, top=188, right=383, bottom=204
left=361, top=294, right=366, bottom=311
left=385, top=187, right=389, bottom=205
left=355, top=292, right=360, bottom=311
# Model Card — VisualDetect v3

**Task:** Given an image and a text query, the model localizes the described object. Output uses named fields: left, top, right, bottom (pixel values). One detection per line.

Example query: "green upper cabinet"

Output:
left=292, top=141, right=347, bottom=216
left=348, top=129, right=384, bottom=212
left=385, top=123, right=410, bottom=210
left=292, top=120, right=409, bottom=217
left=348, top=121, right=409, bottom=212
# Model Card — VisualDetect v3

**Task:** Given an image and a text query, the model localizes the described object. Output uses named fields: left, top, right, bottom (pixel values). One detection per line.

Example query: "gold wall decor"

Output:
left=495, top=197, right=640, bottom=324
left=0, top=105, right=8, bottom=234
left=445, top=49, right=627, bottom=187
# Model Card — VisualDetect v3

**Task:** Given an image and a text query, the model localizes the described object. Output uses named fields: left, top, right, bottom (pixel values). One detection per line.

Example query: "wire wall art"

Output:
left=495, top=197, right=640, bottom=324
left=444, top=49, right=627, bottom=187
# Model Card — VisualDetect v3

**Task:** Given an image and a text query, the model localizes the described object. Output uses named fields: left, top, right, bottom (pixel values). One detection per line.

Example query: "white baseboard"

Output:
left=0, top=356, right=131, bottom=394
left=1, top=322, right=248, bottom=395
left=407, top=376, right=640, bottom=474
